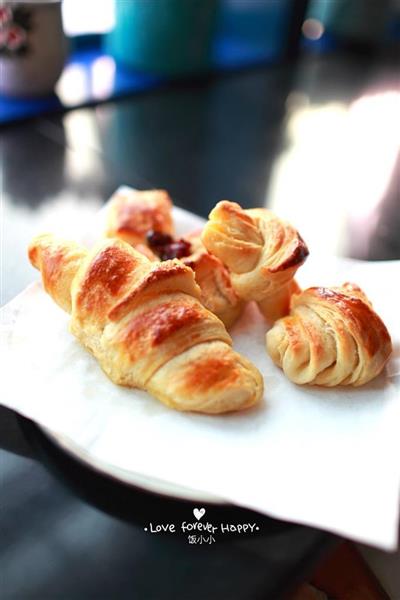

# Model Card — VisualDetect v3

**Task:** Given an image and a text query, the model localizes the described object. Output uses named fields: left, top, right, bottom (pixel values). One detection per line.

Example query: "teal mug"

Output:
left=105, top=0, right=218, bottom=76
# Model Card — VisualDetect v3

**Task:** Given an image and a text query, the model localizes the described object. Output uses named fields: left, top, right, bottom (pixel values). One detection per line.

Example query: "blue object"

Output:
left=0, top=49, right=164, bottom=125
left=214, top=0, right=292, bottom=68
left=0, top=93, right=62, bottom=124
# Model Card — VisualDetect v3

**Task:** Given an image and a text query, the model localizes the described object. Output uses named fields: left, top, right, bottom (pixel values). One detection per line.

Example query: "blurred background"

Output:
left=2, top=0, right=400, bottom=305
left=1, top=1, right=400, bottom=599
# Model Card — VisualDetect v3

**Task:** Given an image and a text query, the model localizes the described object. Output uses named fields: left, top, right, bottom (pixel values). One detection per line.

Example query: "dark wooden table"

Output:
left=1, top=51, right=399, bottom=599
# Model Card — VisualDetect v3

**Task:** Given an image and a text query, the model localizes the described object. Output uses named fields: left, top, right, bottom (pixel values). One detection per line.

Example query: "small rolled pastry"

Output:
left=29, top=234, right=263, bottom=413
left=201, top=201, right=308, bottom=321
left=105, top=186, right=174, bottom=246
left=182, top=231, right=244, bottom=328
left=266, top=283, right=392, bottom=387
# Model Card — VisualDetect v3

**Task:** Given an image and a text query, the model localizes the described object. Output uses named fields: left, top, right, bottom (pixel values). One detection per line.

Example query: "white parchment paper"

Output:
left=1, top=203, right=400, bottom=550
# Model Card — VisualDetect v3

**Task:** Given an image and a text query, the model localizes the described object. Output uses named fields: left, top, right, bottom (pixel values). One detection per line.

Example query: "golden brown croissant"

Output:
left=201, top=201, right=309, bottom=321
left=105, top=187, right=174, bottom=246
left=181, top=231, right=244, bottom=328
left=28, top=234, right=263, bottom=413
left=266, top=283, right=392, bottom=386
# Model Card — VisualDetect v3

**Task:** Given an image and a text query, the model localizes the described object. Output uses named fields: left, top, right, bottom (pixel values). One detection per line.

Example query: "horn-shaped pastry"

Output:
left=29, top=234, right=263, bottom=413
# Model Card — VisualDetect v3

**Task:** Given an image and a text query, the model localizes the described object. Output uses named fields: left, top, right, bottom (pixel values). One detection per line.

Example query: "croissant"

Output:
left=181, top=231, right=244, bottom=328
left=266, top=283, right=392, bottom=387
left=28, top=234, right=263, bottom=413
left=201, top=201, right=309, bottom=321
left=105, top=186, right=174, bottom=246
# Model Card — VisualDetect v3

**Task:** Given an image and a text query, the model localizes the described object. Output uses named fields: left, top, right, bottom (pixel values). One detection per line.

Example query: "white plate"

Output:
left=3, top=200, right=400, bottom=550
left=41, top=425, right=224, bottom=503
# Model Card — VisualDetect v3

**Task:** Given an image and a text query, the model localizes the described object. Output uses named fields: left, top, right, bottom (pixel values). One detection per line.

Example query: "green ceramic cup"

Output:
left=105, top=0, right=218, bottom=76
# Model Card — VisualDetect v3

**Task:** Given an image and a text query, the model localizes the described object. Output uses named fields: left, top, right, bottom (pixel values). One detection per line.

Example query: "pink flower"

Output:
left=6, top=24, right=26, bottom=51
left=0, top=6, right=12, bottom=28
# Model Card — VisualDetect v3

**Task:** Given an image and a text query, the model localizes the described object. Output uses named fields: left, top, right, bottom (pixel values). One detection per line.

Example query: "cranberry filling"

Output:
left=146, top=230, right=191, bottom=261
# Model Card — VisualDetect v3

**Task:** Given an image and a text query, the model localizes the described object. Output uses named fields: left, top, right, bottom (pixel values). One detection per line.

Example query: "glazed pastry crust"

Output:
left=266, top=283, right=392, bottom=387
left=28, top=233, right=87, bottom=313
left=28, top=234, right=263, bottom=413
left=105, top=187, right=174, bottom=246
left=201, top=201, right=308, bottom=321
left=182, top=231, right=244, bottom=328
left=149, top=341, right=263, bottom=414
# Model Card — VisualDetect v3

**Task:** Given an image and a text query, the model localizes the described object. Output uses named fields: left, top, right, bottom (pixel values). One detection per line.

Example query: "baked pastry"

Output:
left=105, top=186, right=174, bottom=246
left=201, top=201, right=308, bottom=321
left=106, top=188, right=244, bottom=328
left=266, top=283, right=392, bottom=386
left=146, top=230, right=244, bottom=328
left=28, top=234, right=263, bottom=413
left=134, top=243, right=159, bottom=262
left=181, top=231, right=244, bottom=328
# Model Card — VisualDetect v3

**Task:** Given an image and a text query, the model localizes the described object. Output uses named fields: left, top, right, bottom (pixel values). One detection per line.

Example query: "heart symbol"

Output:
left=193, top=508, right=205, bottom=520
